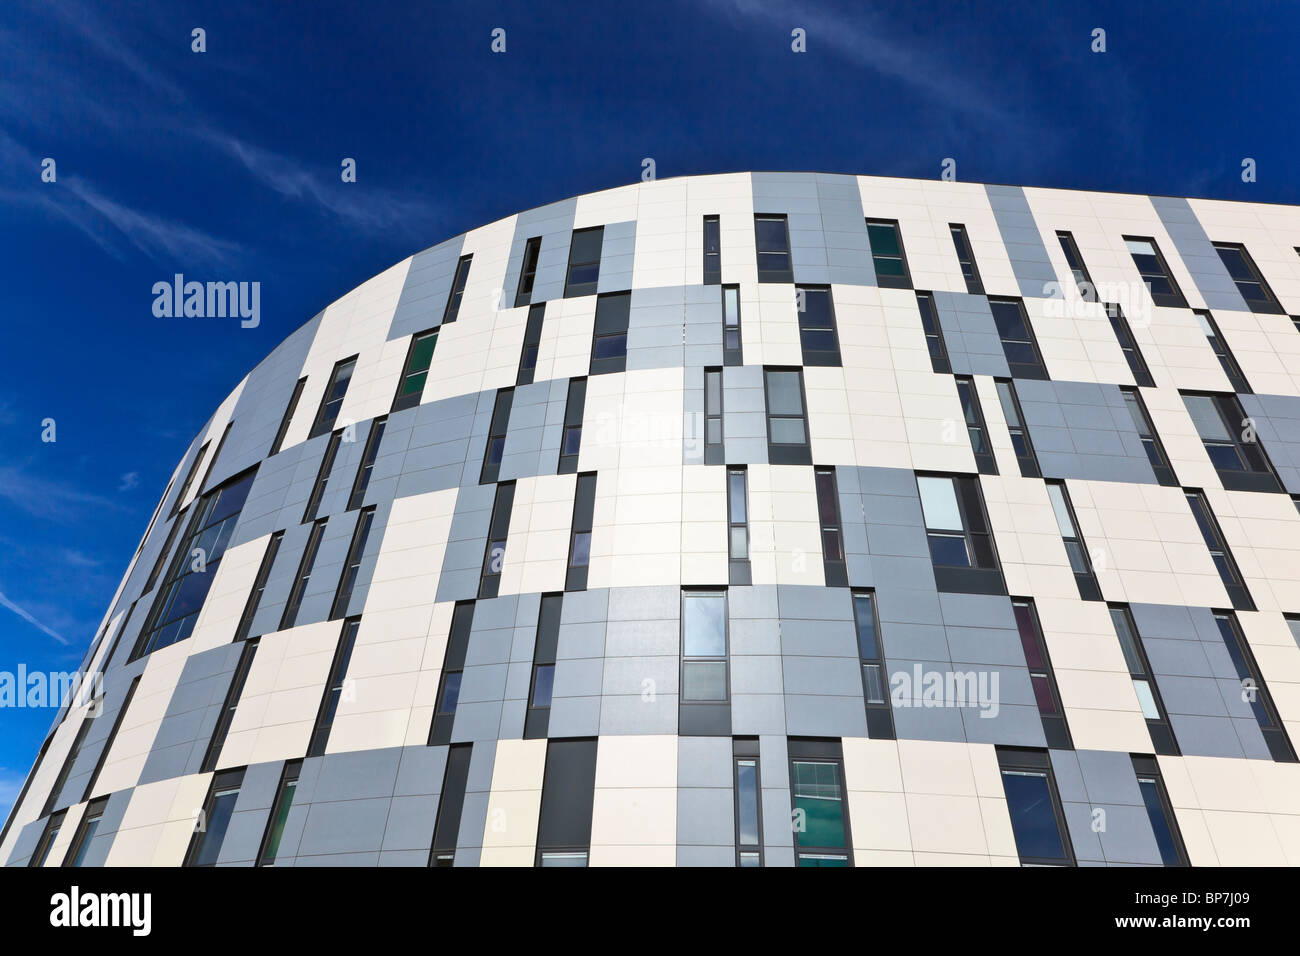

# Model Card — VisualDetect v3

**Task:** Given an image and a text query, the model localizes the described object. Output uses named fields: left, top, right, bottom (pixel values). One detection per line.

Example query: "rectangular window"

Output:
left=950, top=223, right=984, bottom=294
left=1131, top=755, right=1189, bottom=866
left=733, top=738, right=763, bottom=867
left=916, top=291, right=951, bottom=374
left=1120, top=388, right=1177, bottom=486
left=269, top=377, right=306, bottom=457
left=754, top=214, right=793, bottom=283
left=40, top=714, right=94, bottom=817
left=789, top=740, right=852, bottom=866
left=1110, top=605, right=1179, bottom=756
left=99, top=599, right=138, bottom=674
left=558, top=377, right=587, bottom=474
left=135, top=469, right=258, bottom=657
left=79, top=676, right=140, bottom=804
left=331, top=507, right=375, bottom=619
left=516, top=303, right=546, bottom=385
left=1046, top=481, right=1101, bottom=601
left=480, top=388, right=514, bottom=484
left=524, top=594, right=563, bottom=739
left=722, top=285, right=743, bottom=366
left=1107, top=304, right=1155, bottom=387
left=990, top=298, right=1048, bottom=380
left=429, top=743, right=473, bottom=866
left=183, top=768, right=244, bottom=867
left=200, top=637, right=261, bottom=773
left=996, top=748, right=1074, bottom=866
left=306, top=617, right=360, bottom=757
left=1214, top=242, right=1283, bottom=313
left=1182, top=392, right=1279, bottom=493
left=681, top=589, right=728, bottom=704
left=309, top=356, right=357, bottom=439
left=392, top=328, right=438, bottom=412
left=64, top=796, right=108, bottom=868
left=703, top=215, right=721, bottom=285
left=442, top=254, right=473, bottom=324
left=704, top=368, right=724, bottom=465
left=429, top=601, right=475, bottom=745
left=29, top=811, right=65, bottom=868
left=257, top=759, right=301, bottom=866
left=197, top=421, right=233, bottom=498
left=303, top=430, right=342, bottom=522
left=727, top=468, right=751, bottom=586
left=590, top=291, right=630, bottom=375
left=479, top=481, right=516, bottom=600
left=955, top=376, right=997, bottom=474
left=763, top=367, right=811, bottom=465
left=796, top=285, right=841, bottom=367
left=1055, top=231, right=1096, bottom=301
left=852, top=591, right=895, bottom=739
left=142, top=508, right=185, bottom=596
left=1215, top=611, right=1296, bottom=762
left=1193, top=310, right=1251, bottom=393
left=1185, top=490, right=1254, bottom=611
left=535, top=738, right=598, bottom=867
left=566, top=473, right=596, bottom=592
left=866, top=219, right=911, bottom=289
left=1012, top=598, right=1073, bottom=749
left=514, top=236, right=542, bottom=308
left=995, top=379, right=1039, bottom=478
left=564, top=226, right=603, bottom=298
left=1125, top=236, right=1187, bottom=308
left=169, top=440, right=210, bottom=518
left=917, top=474, right=1004, bottom=595
left=280, top=518, right=327, bottom=630
left=814, top=466, right=846, bottom=587
left=347, top=417, right=387, bottom=510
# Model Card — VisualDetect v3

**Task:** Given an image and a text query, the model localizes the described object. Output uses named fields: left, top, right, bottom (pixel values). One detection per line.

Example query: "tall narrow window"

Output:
left=703, top=215, right=721, bottom=285
left=480, top=388, right=514, bottom=484
left=996, top=748, right=1075, bottom=866
left=535, top=738, right=598, bottom=867
left=789, top=740, right=852, bottom=866
left=1194, top=310, right=1251, bottom=393
left=183, top=768, right=244, bottom=867
left=566, top=473, right=596, bottom=592
left=1213, top=242, right=1283, bottom=313
left=1215, top=611, right=1296, bottom=762
left=866, top=219, right=911, bottom=289
left=754, top=214, right=792, bottom=283
left=347, top=417, right=387, bottom=510
left=281, top=518, right=328, bottom=630
left=392, top=328, right=438, bottom=412
left=429, top=602, right=475, bottom=745
left=303, top=430, right=342, bottom=522
left=40, top=714, right=94, bottom=817
left=306, top=617, right=361, bottom=757
left=1055, top=231, right=1096, bottom=301
left=197, top=421, right=234, bottom=497
left=80, top=676, right=140, bottom=804
left=680, top=589, right=730, bottom=736
left=1121, top=388, right=1177, bottom=486
left=996, top=379, right=1040, bottom=478
left=441, top=254, right=473, bottom=324
left=269, top=377, right=307, bottom=456
left=704, top=368, right=724, bottom=465
left=29, top=811, right=65, bottom=867
left=514, top=236, right=542, bottom=307
left=524, top=594, right=562, bottom=739
left=331, top=507, right=375, bottom=619
left=1131, top=756, right=1189, bottom=866
left=169, top=440, right=210, bottom=518
left=142, top=508, right=185, bottom=595
left=1182, top=392, right=1279, bottom=493
left=852, top=590, right=894, bottom=739
left=722, top=285, right=743, bottom=365
left=201, top=637, right=261, bottom=773
left=917, top=474, right=1004, bottom=595
left=309, top=356, right=357, bottom=439
left=479, top=481, right=516, bottom=600
left=99, top=599, right=138, bottom=674
left=590, top=291, right=630, bottom=375
left=916, top=292, right=951, bottom=374
left=1186, top=490, right=1254, bottom=611
left=64, top=796, right=108, bottom=867
left=257, top=759, right=302, bottom=866
left=990, top=298, right=1048, bottom=380
left=429, top=743, right=473, bottom=866
left=1124, top=237, right=1187, bottom=308
left=558, top=377, right=587, bottom=474
left=796, top=285, right=841, bottom=366
left=1012, top=598, right=1073, bottom=749
left=727, top=467, right=751, bottom=586
left=950, top=224, right=984, bottom=294
left=955, top=376, right=997, bottom=474
left=1106, top=304, right=1155, bottom=387
left=133, top=475, right=175, bottom=559
left=1046, top=481, right=1101, bottom=601
left=733, top=738, right=763, bottom=867
left=763, top=367, right=811, bottom=465
left=815, top=467, right=846, bottom=587
left=564, top=226, right=604, bottom=298
left=1109, top=605, right=1179, bottom=756
left=517, top=303, right=546, bottom=385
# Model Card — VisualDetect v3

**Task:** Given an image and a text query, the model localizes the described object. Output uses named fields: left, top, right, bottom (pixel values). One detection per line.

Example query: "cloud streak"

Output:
left=0, top=590, right=69, bottom=645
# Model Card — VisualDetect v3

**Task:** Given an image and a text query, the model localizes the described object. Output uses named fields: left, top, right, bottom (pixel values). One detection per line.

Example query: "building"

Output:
left=5, top=171, right=1300, bottom=867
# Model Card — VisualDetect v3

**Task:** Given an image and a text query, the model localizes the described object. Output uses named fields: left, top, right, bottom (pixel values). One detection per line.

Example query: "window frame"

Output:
left=865, top=218, right=912, bottom=290
left=996, top=747, right=1076, bottom=867
left=949, top=223, right=984, bottom=294
left=563, top=226, right=604, bottom=298
left=1123, top=235, right=1187, bottom=309
left=1213, top=241, right=1283, bottom=314
left=796, top=284, right=842, bottom=367
left=955, top=375, right=997, bottom=475
left=308, top=355, right=358, bottom=439
left=753, top=214, right=793, bottom=283
left=441, top=254, right=473, bottom=324
left=762, top=366, right=812, bottom=466
left=392, top=328, right=439, bottom=412
left=514, top=236, right=542, bottom=308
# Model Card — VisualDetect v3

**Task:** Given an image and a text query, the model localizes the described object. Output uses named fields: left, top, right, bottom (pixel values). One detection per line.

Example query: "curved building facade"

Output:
left=7, top=172, right=1300, bottom=868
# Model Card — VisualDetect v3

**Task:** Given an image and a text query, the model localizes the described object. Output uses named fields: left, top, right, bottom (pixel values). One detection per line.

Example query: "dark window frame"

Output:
left=392, top=328, right=439, bottom=412
left=754, top=214, right=793, bottom=283
left=916, top=291, right=951, bottom=374
left=762, top=366, right=812, bottom=466
left=1213, top=241, right=1283, bottom=314
left=308, top=355, right=358, bottom=439
left=950, top=223, right=984, bottom=294
left=514, top=236, right=542, bottom=308
left=996, top=747, right=1076, bottom=867
left=1124, top=235, right=1187, bottom=309
left=269, top=377, right=307, bottom=457
left=564, top=226, right=604, bottom=298
left=441, top=254, right=473, bottom=324
left=955, top=376, right=998, bottom=475
left=703, top=215, right=721, bottom=285
left=866, top=218, right=912, bottom=290
left=346, top=417, right=387, bottom=511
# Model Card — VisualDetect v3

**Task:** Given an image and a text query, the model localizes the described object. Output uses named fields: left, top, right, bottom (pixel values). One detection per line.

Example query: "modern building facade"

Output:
left=6, top=171, right=1300, bottom=868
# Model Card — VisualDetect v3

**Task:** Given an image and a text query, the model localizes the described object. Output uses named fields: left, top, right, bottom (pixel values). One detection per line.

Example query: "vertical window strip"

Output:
left=347, top=417, right=387, bottom=510
left=201, top=637, right=261, bottom=773
left=281, top=518, right=328, bottom=630
left=306, top=618, right=361, bottom=758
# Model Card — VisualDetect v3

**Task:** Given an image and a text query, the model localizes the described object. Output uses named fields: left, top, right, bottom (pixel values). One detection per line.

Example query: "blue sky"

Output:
left=1, top=0, right=1297, bottom=820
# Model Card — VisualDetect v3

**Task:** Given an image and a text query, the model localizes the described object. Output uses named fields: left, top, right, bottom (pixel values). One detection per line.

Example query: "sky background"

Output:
left=1, top=0, right=1297, bottom=821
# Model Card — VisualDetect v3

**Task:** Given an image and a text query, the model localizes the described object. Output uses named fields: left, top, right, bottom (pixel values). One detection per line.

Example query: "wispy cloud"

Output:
left=0, top=464, right=121, bottom=522
left=0, top=590, right=69, bottom=645
left=118, top=471, right=140, bottom=492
